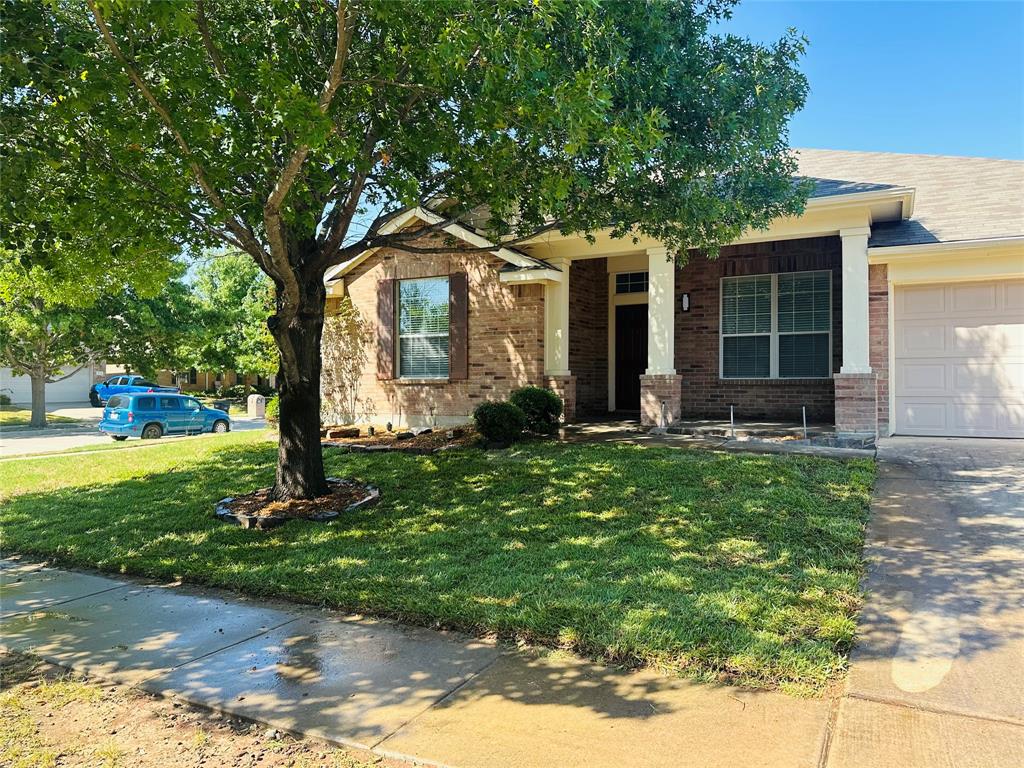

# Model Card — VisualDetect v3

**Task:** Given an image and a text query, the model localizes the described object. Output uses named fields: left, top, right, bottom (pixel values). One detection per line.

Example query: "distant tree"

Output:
left=4, top=0, right=809, bottom=498
left=187, top=251, right=278, bottom=383
left=101, top=267, right=204, bottom=378
left=0, top=254, right=117, bottom=427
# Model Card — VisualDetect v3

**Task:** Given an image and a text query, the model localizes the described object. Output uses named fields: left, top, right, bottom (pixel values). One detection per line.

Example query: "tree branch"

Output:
left=88, top=0, right=265, bottom=261
left=194, top=1, right=228, bottom=78
left=46, top=361, right=90, bottom=384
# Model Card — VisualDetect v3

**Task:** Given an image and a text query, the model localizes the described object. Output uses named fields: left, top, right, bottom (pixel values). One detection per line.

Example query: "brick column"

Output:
left=546, top=374, right=577, bottom=423
left=834, top=372, right=878, bottom=435
left=639, top=373, right=682, bottom=428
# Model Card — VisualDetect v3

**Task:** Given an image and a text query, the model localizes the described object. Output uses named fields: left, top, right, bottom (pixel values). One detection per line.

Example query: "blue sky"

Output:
left=718, top=1, right=1024, bottom=159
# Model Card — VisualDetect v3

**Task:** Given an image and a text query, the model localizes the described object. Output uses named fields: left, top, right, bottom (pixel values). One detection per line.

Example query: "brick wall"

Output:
left=869, top=263, right=890, bottom=435
left=834, top=373, right=878, bottom=434
left=640, top=374, right=683, bottom=427
left=674, top=237, right=843, bottom=422
left=568, top=258, right=608, bottom=416
left=337, top=245, right=545, bottom=427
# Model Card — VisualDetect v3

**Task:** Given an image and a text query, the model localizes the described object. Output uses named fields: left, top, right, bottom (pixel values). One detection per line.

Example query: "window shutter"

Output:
left=449, top=272, right=469, bottom=380
left=377, top=279, right=397, bottom=380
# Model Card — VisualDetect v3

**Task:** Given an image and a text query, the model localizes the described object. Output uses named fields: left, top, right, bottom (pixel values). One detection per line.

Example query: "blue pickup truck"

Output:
left=89, top=375, right=178, bottom=407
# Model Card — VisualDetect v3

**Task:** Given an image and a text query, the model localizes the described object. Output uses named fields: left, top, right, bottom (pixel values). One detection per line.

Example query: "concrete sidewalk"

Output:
left=1, top=559, right=830, bottom=768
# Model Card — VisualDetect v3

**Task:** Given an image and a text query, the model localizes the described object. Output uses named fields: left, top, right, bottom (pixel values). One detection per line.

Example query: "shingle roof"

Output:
left=796, top=148, right=1024, bottom=247
left=807, top=177, right=901, bottom=198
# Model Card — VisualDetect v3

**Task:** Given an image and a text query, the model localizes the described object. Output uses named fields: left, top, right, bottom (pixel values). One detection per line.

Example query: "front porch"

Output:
left=514, top=226, right=884, bottom=437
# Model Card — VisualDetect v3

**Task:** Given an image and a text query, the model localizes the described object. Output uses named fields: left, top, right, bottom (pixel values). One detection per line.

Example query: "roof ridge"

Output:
left=794, top=147, right=1023, bottom=163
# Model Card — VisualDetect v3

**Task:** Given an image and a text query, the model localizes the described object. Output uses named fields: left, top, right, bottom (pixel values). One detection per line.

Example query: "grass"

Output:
left=0, top=430, right=875, bottom=694
left=0, top=407, right=78, bottom=428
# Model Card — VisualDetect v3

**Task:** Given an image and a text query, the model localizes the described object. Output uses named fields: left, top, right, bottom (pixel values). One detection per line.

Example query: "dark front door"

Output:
left=615, top=304, right=648, bottom=411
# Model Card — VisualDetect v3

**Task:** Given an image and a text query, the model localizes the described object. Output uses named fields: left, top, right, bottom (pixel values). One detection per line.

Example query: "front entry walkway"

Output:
left=824, top=437, right=1024, bottom=767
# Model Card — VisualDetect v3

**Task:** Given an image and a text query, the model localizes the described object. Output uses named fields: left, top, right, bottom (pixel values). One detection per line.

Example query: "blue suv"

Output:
left=90, top=375, right=178, bottom=406
left=98, top=393, right=231, bottom=441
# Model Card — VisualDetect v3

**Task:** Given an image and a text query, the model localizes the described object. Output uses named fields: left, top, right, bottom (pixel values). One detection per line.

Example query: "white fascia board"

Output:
left=868, top=235, right=1024, bottom=261
left=498, top=268, right=564, bottom=284
left=805, top=186, right=916, bottom=222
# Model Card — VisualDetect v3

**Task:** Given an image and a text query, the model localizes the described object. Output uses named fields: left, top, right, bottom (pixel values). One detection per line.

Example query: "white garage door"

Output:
left=894, top=279, right=1024, bottom=437
left=0, top=365, right=97, bottom=405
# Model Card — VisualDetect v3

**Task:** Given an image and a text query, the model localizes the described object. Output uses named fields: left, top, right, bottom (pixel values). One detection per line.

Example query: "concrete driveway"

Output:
left=824, top=437, right=1024, bottom=767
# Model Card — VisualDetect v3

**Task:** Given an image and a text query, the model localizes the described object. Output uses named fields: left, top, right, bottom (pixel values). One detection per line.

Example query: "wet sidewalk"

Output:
left=1, top=559, right=830, bottom=768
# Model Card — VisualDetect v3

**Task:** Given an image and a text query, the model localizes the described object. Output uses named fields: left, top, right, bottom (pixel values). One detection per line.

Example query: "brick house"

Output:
left=324, top=149, right=1024, bottom=439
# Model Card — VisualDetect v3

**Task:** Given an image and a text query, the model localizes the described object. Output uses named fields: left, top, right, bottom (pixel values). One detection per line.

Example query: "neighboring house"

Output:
left=323, top=149, right=1024, bottom=439
left=0, top=362, right=102, bottom=405
left=102, top=365, right=275, bottom=393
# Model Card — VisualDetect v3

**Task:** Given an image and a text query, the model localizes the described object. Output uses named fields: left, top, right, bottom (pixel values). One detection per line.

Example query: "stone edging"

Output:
left=214, top=477, right=380, bottom=530
left=322, top=441, right=470, bottom=455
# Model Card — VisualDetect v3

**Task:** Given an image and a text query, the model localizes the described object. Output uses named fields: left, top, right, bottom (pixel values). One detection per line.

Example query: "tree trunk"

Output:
left=270, top=269, right=329, bottom=501
left=30, top=372, right=47, bottom=429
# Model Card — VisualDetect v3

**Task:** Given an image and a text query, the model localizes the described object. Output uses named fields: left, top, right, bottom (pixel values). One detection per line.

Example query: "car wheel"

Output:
left=141, top=424, right=163, bottom=440
left=111, top=435, right=129, bottom=442
left=213, top=420, right=230, bottom=434
left=90, top=395, right=101, bottom=407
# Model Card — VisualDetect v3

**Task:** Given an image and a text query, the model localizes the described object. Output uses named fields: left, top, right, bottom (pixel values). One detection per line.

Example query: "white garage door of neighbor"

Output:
left=894, top=279, right=1024, bottom=438
left=0, top=365, right=96, bottom=405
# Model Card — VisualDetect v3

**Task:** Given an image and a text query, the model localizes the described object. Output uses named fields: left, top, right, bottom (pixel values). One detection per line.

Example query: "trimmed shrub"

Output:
left=217, top=384, right=248, bottom=399
left=0, top=393, right=11, bottom=406
left=509, top=385, right=563, bottom=434
left=265, top=394, right=280, bottom=424
left=473, top=401, right=526, bottom=445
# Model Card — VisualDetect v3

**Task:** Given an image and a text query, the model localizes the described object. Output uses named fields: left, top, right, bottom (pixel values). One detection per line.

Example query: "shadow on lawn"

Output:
left=2, top=440, right=875, bottom=696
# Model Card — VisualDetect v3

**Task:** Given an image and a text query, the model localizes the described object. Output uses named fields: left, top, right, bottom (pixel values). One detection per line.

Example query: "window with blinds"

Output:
left=398, top=277, right=450, bottom=378
left=720, top=270, right=831, bottom=379
left=721, top=274, right=771, bottom=378
left=777, top=271, right=831, bottom=378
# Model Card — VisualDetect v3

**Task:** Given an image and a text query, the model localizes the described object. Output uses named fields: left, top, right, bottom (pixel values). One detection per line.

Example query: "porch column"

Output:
left=840, top=227, right=872, bottom=374
left=544, top=258, right=576, bottom=420
left=640, top=246, right=682, bottom=427
left=835, top=227, right=877, bottom=435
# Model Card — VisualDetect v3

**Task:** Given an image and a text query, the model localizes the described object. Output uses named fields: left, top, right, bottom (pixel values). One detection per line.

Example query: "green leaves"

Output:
left=3, top=0, right=809, bottom=271
left=184, top=250, right=278, bottom=377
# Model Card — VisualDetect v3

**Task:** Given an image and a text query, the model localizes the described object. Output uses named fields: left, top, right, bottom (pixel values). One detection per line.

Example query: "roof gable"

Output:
left=325, top=207, right=550, bottom=283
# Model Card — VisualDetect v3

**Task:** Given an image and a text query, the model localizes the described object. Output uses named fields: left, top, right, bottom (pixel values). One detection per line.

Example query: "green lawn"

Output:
left=0, top=430, right=874, bottom=694
left=0, top=406, right=78, bottom=427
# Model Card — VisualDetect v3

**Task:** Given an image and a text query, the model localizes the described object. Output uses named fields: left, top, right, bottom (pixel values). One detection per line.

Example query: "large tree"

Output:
left=2, top=0, right=809, bottom=498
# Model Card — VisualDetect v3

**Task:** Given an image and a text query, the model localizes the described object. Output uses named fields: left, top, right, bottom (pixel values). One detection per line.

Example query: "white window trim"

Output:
left=397, top=275, right=450, bottom=380
left=718, top=271, right=833, bottom=381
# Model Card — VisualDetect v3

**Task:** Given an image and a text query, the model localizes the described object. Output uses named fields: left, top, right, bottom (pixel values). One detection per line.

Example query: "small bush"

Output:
left=0, top=393, right=11, bottom=406
left=473, top=401, right=526, bottom=444
left=509, top=386, right=563, bottom=434
left=217, top=384, right=248, bottom=400
left=265, top=394, right=279, bottom=424
left=252, top=382, right=276, bottom=397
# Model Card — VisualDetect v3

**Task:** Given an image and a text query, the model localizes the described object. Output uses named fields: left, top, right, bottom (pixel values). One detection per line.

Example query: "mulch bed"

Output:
left=215, top=477, right=379, bottom=530
left=322, top=427, right=480, bottom=454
